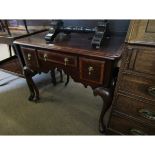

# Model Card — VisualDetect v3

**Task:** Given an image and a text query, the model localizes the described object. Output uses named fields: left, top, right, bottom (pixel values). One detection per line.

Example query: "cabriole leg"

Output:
left=23, top=67, right=39, bottom=102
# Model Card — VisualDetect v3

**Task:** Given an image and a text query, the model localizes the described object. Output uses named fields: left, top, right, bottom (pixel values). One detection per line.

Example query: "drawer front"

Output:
left=38, top=50, right=77, bottom=68
left=119, top=73, right=155, bottom=101
left=128, top=47, right=155, bottom=75
left=79, top=58, right=105, bottom=85
left=114, top=94, right=155, bottom=126
left=21, top=47, right=39, bottom=70
left=109, top=113, right=155, bottom=135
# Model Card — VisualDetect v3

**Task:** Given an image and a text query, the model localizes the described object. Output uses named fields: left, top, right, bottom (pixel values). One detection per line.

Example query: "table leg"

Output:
left=4, top=20, right=11, bottom=36
left=23, top=20, right=29, bottom=34
left=8, top=45, right=12, bottom=57
left=58, top=69, right=63, bottom=82
left=65, top=75, right=70, bottom=86
left=93, top=78, right=115, bottom=133
left=23, top=67, right=39, bottom=102
left=50, top=69, right=56, bottom=86
left=0, top=20, right=5, bottom=31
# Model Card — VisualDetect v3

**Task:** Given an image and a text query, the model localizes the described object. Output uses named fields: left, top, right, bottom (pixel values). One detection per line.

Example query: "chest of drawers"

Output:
left=107, top=45, right=155, bottom=135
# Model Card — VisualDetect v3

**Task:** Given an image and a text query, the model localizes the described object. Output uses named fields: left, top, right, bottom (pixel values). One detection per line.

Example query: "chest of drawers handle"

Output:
left=28, top=53, right=31, bottom=60
left=148, top=86, right=155, bottom=97
left=64, top=57, right=69, bottom=66
left=139, top=109, right=155, bottom=121
left=130, top=128, right=146, bottom=135
left=88, top=66, right=94, bottom=75
left=44, top=54, right=48, bottom=61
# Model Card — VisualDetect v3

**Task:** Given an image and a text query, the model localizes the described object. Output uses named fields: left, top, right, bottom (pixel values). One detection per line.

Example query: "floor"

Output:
left=0, top=44, right=12, bottom=61
left=0, top=44, right=102, bottom=135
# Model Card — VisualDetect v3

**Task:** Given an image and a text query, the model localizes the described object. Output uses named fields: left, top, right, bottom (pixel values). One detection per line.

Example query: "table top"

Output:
left=14, top=31, right=126, bottom=60
left=0, top=28, right=47, bottom=45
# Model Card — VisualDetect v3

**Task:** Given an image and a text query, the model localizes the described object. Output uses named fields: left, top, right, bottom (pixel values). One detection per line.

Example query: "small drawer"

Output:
left=108, top=113, right=155, bottom=135
left=38, top=50, right=77, bottom=68
left=114, top=94, right=155, bottom=126
left=21, top=47, right=39, bottom=70
left=79, top=58, right=105, bottom=85
left=119, top=72, right=155, bottom=101
left=127, top=47, right=155, bottom=75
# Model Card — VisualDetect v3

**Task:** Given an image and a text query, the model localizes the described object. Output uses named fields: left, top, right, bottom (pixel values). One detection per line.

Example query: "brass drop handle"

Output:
left=130, top=128, right=146, bottom=135
left=44, top=54, right=48, bottom=61
left=139, top=109, right=155, bottom=121
left=88, top=66, right=94, bottom=75
left=148, top=86, right=155, bottom=97
left=27, top=53, right=31, bottom=60
left=64, top=57, right=69, bottom=66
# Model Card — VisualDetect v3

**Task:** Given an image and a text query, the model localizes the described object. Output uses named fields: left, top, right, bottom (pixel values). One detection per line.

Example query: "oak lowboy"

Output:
left=13, top=31, right=125, bottom=133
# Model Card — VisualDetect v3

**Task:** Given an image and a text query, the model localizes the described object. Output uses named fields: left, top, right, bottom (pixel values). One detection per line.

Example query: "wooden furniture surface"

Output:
left=0, top=27, right=47, bottom=44
left=107, top=20, right=155, bottom=135
left=126, top=20, right=155, bottom=45
left=14, top=31, right=125, bottom=133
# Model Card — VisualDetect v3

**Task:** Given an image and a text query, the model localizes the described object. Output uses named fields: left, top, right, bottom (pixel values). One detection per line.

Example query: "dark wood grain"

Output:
left=14, top=31, right=125, bottom=133
left=0, top=29, right=47, bottom=45
left=23, top=66, right=39, bottom=101
left=21, top=47, right=39, bottom=71
left=79, top=58, right=105, bottom=85
left=38, top=49, right=78, bottom=68
left=14, top=31, right=125, bottom=60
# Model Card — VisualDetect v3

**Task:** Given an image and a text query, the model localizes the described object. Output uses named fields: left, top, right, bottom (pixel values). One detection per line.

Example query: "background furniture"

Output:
left=14, top=31, right=125, bottom=133
left=0, top=20, right=29, bottom=57
left=0, top=20, right=47, bottom=77
left=107, top=20, right=155, bottom=135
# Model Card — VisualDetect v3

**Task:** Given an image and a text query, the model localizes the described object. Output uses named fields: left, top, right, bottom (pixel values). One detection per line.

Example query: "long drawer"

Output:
left=108, top=112, right=155, bottom=135
left=118, top=72, right=155, bottom=102
left=38, top=50, right=78, bottom=68
left=125, top=46, right=155, bottom=75
left=114, top=94, right=155, bottom=126
left=132, top=48, right=155, bottom=75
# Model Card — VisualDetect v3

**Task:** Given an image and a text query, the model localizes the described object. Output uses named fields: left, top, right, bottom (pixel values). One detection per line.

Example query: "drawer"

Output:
left=119, top=72, right=155, bottom=101
left=114, top=94, right=155, bottom=126
left=79, top=58, right=105, bottom=85
left=108, top=113, right=155, bottom=135
left=21, top=47, right=39, bottom=70
left=127, top=47, right=155, bottom=75
left=38, top=50, right=77, bottom=68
